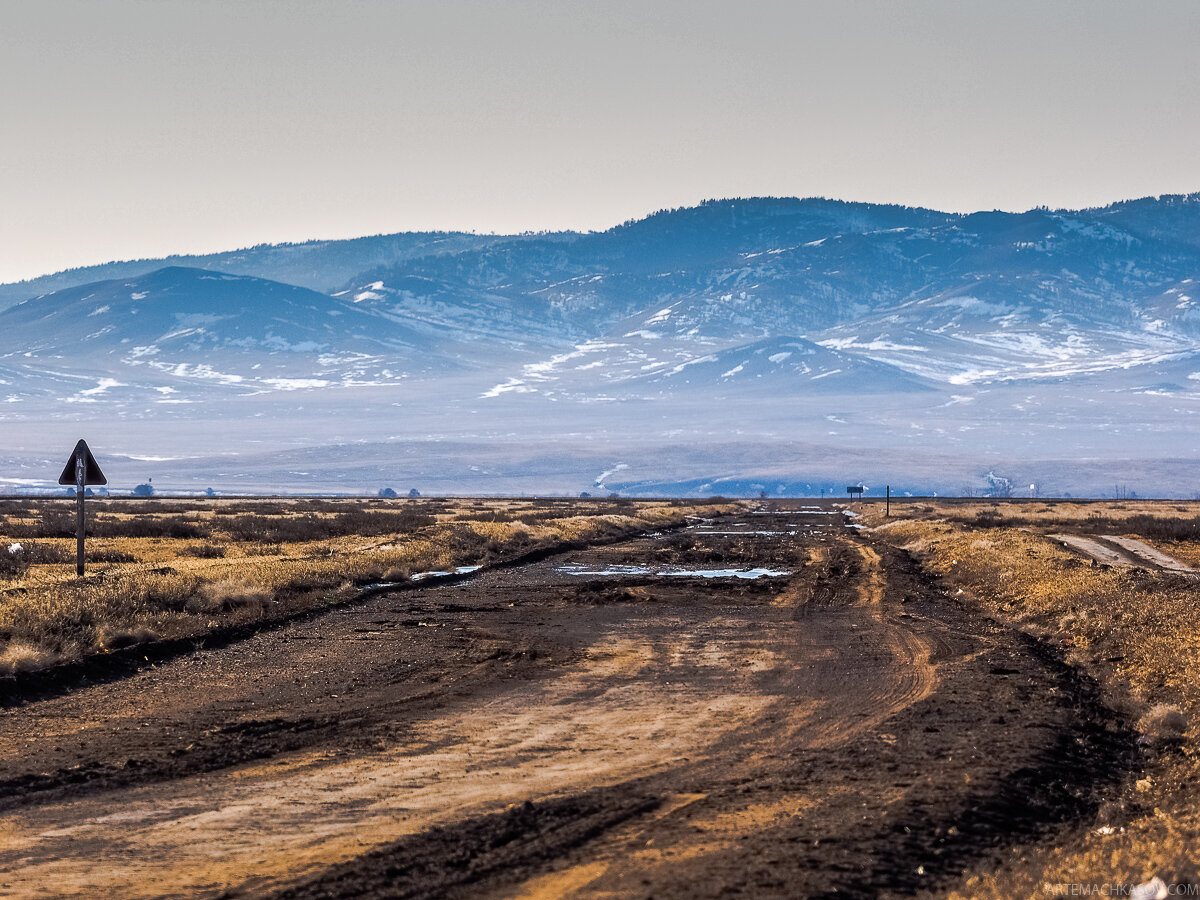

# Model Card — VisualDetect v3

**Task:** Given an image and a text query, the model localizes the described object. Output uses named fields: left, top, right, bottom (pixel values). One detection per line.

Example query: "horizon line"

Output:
left=4, top=188, right=1199, bottom=288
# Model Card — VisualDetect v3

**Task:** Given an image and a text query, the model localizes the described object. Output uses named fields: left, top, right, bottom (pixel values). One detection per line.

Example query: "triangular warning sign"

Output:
left=58, top=439, right=107, bottom=486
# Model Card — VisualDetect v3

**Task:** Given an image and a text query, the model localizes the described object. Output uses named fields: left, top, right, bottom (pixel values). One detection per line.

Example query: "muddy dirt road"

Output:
left=0, top=507, right=1133, bottom=899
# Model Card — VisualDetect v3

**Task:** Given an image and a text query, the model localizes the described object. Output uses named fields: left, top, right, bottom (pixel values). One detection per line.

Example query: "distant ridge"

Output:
left=2, top=192, right=1200, bottom=497
left=0, top=230, right=575, bottom=308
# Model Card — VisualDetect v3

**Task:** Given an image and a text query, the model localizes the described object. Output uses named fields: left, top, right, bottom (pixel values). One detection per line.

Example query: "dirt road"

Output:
left=0, top=508, right=1134, bottom=898
left=1051, top=533, right=1199, bottom=573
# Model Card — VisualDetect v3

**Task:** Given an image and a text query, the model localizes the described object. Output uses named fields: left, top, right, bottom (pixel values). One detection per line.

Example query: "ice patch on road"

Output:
left=364, top=565, right=484, bottom=589
left=558, top=565, right=789, bottom=579
left=411, top=565, right=483, bottom=581
left=690, top=530, right=797, bottom=535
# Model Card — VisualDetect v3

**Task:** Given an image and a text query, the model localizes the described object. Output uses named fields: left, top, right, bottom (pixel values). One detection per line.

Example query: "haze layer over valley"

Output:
left=3, top=195, right=1199, bottom=497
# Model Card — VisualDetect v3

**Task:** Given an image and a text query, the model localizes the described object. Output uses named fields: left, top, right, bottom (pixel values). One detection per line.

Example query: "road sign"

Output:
left=57, top=439, right=106, bottom=576
left=846, top=485, right=864, bottom=496
left=58, top=439, right=107, bottom=487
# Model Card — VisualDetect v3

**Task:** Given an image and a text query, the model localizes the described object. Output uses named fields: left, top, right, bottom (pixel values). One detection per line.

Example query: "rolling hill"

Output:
left=1, top=194, right=1198, bottom=496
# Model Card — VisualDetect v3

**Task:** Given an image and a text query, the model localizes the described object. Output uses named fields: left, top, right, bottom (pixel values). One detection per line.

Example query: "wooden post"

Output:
left=886, top=484, right=890, bottom=517
left=75, top=451, right=85, bottom=577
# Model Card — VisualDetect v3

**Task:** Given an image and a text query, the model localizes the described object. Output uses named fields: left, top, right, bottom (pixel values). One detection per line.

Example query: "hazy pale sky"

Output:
left=2, top=0, right=1198, bottom=282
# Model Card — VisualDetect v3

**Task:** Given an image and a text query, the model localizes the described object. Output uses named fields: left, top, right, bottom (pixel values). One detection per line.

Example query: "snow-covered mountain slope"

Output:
left=2, top=194, right=1200, bottom=496
left=0, top=266, right=464, bottom=400
left=633, top=337, right=935, bottom=394
left=474, top=334, right=935, bottom=400
left=326, top=195, right=1200, bottom=385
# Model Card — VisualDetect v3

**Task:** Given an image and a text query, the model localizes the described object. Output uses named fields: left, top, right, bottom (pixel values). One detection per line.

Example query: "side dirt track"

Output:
left=0, top=506, right=1136, bottom=899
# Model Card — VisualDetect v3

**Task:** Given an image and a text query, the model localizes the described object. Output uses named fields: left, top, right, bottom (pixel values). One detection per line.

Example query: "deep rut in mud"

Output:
left=0, top=506, right=1136, bottom=899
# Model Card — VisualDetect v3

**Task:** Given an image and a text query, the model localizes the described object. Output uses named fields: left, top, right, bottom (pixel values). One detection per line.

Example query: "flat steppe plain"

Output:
left=0, top=498, right=1196, bottom=898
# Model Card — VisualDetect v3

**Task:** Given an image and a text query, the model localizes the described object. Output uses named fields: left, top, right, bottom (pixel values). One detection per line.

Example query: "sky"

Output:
left=2, top=0, right=1198, bottom=283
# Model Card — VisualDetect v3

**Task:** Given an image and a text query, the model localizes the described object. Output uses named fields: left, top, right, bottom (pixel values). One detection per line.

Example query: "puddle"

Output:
left=558, top=565, right=789, bottom=579
left=363, top=566, right=483, bottom=590
left=690, top=530, right=798, bottom=535
left=412, top=565, right=482, bottom=581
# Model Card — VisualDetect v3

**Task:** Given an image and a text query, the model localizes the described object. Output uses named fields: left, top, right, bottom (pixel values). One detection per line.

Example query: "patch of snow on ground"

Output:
left=89, top=305, right=111, bottom=316
left=936, top=394, right=976, bottom=408
left=931, top=296, right=1014, bottom=315
left=558, top=564, right=789, bottom=579
left=768, top=351, right=792, bottom=364
left=819, top=337, right=928, bottom=353
left=262, top=378, right=331, bottom=391
left=65, top=378, right=124, bottom=403
left=480, top=378, right=533, bottom=398
left=595, top=463, right=629, bottom=486
left=947, top=369, right=1002, bottom=385
left=152, top=363, right=244, bottom=384
left=665, top=355, right=717, bottom=376
left=130, top=292, right=148, bottom=300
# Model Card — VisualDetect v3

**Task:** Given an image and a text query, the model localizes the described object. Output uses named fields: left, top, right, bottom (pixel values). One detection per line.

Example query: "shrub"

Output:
left=218, top=509, right=435, bottom=542
left=96, top=625, right=159, bottom=650
left=0, top=542, right=72, bottom=576
left=0, top=544, right=29, bottom=580
left=0, top=641, right=59, bottom=674
left=89, top=550, right=139, bottom=564
left=92, top=517, right=212, bottom=539
left=180, top=544, right=226, bottom=558
left=188, top=579, right=273, bottom=614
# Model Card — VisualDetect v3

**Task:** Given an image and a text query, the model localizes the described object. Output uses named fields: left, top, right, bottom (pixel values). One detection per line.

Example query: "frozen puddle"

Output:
left=689, top=530, right=798, bottom=536
left=558, top=565, right=789, bottom=579
left=412, top=565, right=483, bottom=581
left=363, top=566, right=483, bottom=590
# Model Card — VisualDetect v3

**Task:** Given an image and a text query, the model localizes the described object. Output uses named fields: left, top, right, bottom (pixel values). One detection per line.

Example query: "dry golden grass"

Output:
left=0, top=497, right=736, bottom=672
left=852, top=500, right=1200, bottom=896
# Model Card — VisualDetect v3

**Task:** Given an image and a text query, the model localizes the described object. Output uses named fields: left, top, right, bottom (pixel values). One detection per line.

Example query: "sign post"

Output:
left=57, top=439, right=107, bottom=577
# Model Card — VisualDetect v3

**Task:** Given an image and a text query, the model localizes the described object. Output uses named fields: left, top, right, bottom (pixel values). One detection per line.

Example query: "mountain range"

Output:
left=1, top=194, right=1198, bottom=497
